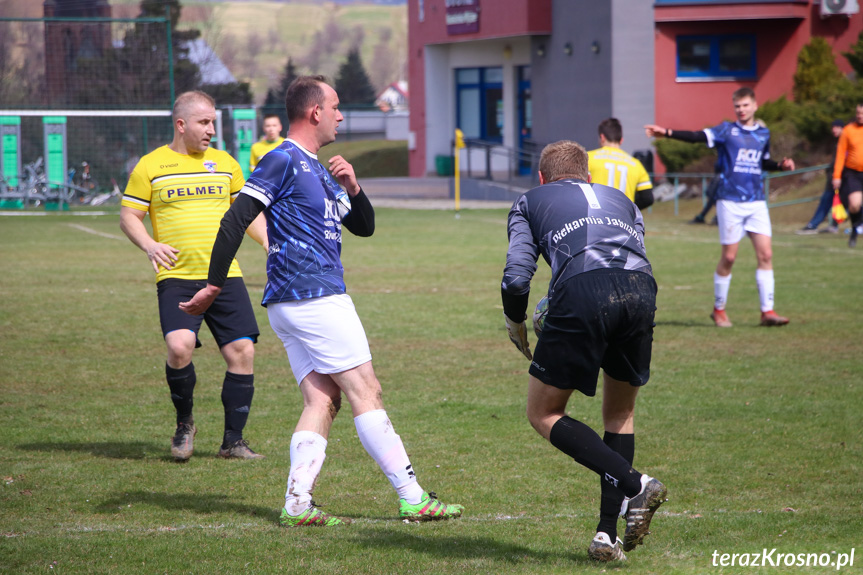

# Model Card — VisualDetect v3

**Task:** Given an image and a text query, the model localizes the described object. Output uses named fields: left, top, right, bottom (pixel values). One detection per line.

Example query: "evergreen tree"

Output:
left=843, top=31, right=863, bottom=79
left=201, top=81, right=254, bottom=106
left=264, top=57, right=299, bottom=110
left=793, top=37, right=843, bottom=103
left=334, top=48, right=376, bottom=106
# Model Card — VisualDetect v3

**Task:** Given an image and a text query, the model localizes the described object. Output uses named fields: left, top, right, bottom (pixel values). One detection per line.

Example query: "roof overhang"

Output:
left=655, top=1, right=809, bottom=22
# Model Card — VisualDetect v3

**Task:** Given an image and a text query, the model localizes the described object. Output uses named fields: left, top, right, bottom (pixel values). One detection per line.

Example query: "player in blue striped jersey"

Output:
left=646, top=87, right=795, bottom=327
left=180, top=76, right=463, bottom=527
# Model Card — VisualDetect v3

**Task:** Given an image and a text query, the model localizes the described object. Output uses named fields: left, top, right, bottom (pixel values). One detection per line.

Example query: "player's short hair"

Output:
left=262, top=113, right=281, bottom=122
left=285, top=75, right=329, bottom=123
left=598, top=118, right=623, bottom=144
left=732, top=87, right=756, bottom=102
left=539, top=140, right=589, bottom=183
left=172, top=91, right=215, bottom=122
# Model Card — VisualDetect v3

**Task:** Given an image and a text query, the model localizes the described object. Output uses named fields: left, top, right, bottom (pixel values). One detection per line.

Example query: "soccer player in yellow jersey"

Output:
left=588, top=118, right=654, bottom=210
left=249, top=114, right=284, bottom=173
left=120, top=91, right=269, bottom=462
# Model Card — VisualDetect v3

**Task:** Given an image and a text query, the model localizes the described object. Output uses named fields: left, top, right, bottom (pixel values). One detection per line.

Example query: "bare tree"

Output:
left=369, top=27, right=397, bottom=92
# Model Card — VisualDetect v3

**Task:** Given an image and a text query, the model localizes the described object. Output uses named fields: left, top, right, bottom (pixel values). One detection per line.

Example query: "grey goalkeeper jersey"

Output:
left=502, top=178, right=652, bottom=302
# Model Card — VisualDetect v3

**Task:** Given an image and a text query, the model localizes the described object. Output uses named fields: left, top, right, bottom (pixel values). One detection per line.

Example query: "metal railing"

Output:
left=653, top=163, right=830, bottom=215
left=459, top=138, right=542, bottom=188
left=452, top=137, right=829, bottom=214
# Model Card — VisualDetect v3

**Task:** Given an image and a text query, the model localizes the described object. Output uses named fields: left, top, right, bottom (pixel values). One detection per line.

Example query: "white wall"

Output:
left=424, top=37, right=531, bottom=174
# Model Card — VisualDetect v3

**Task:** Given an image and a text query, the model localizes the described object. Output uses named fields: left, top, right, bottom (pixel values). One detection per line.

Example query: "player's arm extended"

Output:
left=342, top=188, right=375, bottom=237
left=645, top=125, right=708, bottom=143
left=663, top=129, right=708, bottom=143
left=179, top=194, right=265, bottom=315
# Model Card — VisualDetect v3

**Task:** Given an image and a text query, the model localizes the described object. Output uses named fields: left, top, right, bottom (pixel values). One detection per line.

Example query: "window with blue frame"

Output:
left=677, top=35, right=756, bottom=80
left=456, top=67, right=503, bottom=142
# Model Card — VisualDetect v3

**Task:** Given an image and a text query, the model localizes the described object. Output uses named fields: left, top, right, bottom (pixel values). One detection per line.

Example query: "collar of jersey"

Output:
left=286, top=138, right=317, bottom=159
left=735, top=122, right=759, bottom=132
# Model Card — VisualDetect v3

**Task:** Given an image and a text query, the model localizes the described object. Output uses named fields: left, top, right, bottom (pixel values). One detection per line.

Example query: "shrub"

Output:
left=654, top=138, right=711, bottom=173
left=793, top=37, right=844, bottom=103
left=843, top=31, right=863, bottom=79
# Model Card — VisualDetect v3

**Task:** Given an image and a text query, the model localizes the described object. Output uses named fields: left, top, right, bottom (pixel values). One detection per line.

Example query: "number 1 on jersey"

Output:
left=603, top=162, right=629, bottom=193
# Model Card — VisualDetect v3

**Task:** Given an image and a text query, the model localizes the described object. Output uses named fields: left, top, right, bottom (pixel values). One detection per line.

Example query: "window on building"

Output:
left=677, top=35, right=756, bottom=80
left=456, top=67, right=503, bottom=142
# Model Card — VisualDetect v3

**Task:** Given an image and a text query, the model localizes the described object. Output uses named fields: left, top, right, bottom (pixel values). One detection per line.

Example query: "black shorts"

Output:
left=157, top=277, right=259, bottom=348
left=529, top=269, right=657, bottom=397
left=840, top=168, right=863, bottom=206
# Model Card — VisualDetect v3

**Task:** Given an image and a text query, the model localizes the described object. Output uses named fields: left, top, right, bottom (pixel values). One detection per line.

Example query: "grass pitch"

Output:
left=1, top=197, right=861, bottom=574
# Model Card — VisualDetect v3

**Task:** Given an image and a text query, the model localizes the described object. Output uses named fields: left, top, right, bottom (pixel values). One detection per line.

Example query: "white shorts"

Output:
left=267, top=293, right=372, bottom=385
left=716, top=199, right=772, bottom=245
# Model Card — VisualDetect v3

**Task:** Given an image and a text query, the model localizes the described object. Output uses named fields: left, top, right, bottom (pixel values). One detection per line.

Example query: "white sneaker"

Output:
left=588, top=532, right=627, bottom=562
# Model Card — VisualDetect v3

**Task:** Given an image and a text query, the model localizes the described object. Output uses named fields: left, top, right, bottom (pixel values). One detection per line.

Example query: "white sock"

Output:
left=756, top=269, right=774, bottom=312
left=714, top=272, right=732, bottom=310
left=284, top=430, right=328, bottom=516
left=354, top=409, right=425, bottom=504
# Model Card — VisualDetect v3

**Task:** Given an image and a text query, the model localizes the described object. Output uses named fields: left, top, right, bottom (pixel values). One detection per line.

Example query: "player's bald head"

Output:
left=539, top=140, right=589, bottom=183
left=172, top=91, right=216, bottom=122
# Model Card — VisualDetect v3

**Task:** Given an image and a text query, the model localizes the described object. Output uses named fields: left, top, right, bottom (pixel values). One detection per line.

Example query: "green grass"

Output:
left=1, top=197, right=861, bottom=574
left=318, top=139, right=408, bottom=178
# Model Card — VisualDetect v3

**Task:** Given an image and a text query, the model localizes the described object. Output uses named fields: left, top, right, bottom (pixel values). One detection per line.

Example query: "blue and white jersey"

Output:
left=240, top=139, right=351, bottom=304
left=704, top=121, right=771, bottom=203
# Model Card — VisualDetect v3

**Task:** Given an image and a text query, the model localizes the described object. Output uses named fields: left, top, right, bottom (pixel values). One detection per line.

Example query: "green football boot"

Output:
left=398, top=491, right=463, bottom=522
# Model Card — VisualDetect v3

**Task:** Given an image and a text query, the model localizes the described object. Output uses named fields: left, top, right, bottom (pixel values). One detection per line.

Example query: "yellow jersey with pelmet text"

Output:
left=587, top=146, right=653, bottom=204
left=122, top=145, right=246, bottom=282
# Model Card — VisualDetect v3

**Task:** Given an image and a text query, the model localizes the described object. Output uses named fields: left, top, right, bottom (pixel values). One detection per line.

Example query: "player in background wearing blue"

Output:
left=645, top=87, right=795, bottom=327
left=502, top=140, right=667, bottom=563
left=180, top=76, right=463, bottom=527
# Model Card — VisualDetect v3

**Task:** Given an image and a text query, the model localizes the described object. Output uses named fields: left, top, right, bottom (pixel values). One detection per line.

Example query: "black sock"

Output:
left=596, top=432, right=635, bottom=540
left=166, top=363, right=196, bottom=425
left=549, top=416, right=642, bottom=498
left=221, top=372, right=254, bottom=446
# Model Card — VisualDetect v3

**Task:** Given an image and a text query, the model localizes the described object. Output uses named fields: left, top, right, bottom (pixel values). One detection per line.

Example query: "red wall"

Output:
left=809, top=4, right=863, bottom=76
left=654, top=18, right=807, bottom=131
left=653, top=1, right=863, bottom=171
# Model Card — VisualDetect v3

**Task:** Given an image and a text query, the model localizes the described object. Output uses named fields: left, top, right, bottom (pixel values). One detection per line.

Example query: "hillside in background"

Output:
left=109, top=0, right=407, bottom=104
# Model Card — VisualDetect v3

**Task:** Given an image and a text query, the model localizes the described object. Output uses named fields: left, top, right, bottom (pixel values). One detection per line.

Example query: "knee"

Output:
left=526, top=404, right=555, bottom=440
left=166, top=343, right=194, bottom=368
left=721, top=252, right=736, bottom=267
left=603, top=407, right=635, bottom=433
left=224, top=339, right=255, bottom=372
left=307, top=389, right=342, bottom=420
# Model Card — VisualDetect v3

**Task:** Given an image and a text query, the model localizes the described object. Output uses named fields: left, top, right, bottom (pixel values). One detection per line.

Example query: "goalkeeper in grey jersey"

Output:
left=501, top=140, right=667, bottom=563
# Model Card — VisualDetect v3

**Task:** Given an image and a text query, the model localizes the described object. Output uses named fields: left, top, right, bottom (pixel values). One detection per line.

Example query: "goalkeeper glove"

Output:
left=504, top=313, right=532, bottom=360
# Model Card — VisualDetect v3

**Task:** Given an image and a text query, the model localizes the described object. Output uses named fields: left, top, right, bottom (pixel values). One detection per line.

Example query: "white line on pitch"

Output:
left=67, top=223, right=126, bottom=241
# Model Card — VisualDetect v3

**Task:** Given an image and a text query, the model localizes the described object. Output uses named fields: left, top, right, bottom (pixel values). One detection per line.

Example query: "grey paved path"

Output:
left=360, top=177, right=513, bottom=209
